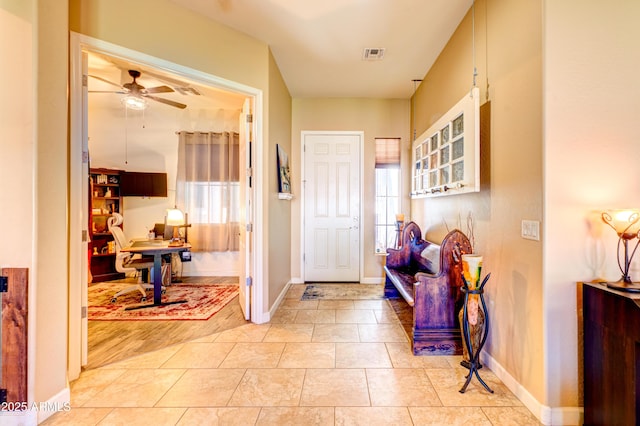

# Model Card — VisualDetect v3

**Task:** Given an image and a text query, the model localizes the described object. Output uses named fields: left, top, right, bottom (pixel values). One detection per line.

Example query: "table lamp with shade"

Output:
left=165, top=207, right=190, bottom=247
left=601, top=208, right=640, bottom=292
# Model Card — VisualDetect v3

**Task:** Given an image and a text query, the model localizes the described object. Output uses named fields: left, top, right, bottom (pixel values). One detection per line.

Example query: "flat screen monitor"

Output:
left=120, top=171, right=168, bottom=197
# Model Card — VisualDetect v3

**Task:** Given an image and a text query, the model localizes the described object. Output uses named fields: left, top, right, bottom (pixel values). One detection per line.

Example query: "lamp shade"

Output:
left=166, top=208, right=185, bottom=226
left=602, top=209, right=640, bottom=239
left=122, top=95, right=147, bottom=110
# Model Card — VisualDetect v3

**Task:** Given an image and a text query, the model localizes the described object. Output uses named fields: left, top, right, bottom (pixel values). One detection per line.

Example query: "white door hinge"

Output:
left=246, top=276, right=253, bottom=287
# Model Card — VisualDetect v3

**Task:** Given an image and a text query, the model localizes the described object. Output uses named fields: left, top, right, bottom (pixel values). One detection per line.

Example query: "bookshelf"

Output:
left=89, top=168, right=124, bottom=282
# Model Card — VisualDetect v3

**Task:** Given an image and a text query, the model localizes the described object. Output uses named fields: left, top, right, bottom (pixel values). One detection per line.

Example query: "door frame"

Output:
left=300, top=131, right=364, bottom=282
left=69, top=32, right=265, bottom=379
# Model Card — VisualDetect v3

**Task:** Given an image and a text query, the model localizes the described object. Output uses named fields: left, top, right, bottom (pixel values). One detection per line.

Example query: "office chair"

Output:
left=107, top=213, right=160, bottom=303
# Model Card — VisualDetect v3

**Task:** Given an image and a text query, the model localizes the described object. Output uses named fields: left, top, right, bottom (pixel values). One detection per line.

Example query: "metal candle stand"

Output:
left=394, top=220, right=405, bottom=249
left=459, top=272, right=494, bottom=394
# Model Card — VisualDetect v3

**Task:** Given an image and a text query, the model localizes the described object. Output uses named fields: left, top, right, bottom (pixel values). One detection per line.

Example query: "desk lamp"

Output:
left=602, top=209, right=640, bottom=292
left=166, top=207, right=189, bottom=247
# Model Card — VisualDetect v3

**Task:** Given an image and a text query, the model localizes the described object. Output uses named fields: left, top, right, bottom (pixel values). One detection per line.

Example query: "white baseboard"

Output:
left=360, top=277, right=384, bottom=284
left=481, top=352, right=583, bottom=425
left=0, top=386, right=70, bottom=425
left=37, top=387, right=72, bottom=424
left=0, top=410, right=36, bottom=426
left=268, top=280, right=293, bottom=320
left=183, top=251, right=239, bottom=276
left=289, top=277, right=383, bottom=284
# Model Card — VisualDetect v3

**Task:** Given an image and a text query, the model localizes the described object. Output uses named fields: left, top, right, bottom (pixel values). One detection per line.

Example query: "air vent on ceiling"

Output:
left=362, top=48, right=385, bottom=61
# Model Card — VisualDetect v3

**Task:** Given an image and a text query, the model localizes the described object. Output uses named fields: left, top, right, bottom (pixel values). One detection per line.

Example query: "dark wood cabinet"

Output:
left=89, top=168, right=124, bottom=282
left=582, top=282, right=640, bottom=425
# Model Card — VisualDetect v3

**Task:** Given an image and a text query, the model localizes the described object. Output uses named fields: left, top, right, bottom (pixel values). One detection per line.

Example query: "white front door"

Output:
left=303, top=132, right=361, bottom=282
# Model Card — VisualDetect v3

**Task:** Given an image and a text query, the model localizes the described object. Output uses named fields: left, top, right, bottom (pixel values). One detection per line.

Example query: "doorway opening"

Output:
left=69, top=33, right=263, bottom=378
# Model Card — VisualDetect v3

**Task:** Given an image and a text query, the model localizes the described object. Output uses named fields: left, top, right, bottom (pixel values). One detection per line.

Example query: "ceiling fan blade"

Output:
left=144, top=95, right=187, bottom=109
left=88, top=74, right=123, bottom=89
left=88, top=90, right=127, bottom=94
left=144, top=85, right=174, bottom=94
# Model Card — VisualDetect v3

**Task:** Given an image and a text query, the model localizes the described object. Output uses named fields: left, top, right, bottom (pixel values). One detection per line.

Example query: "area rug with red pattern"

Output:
left=88, top=282, right=238, bottom=321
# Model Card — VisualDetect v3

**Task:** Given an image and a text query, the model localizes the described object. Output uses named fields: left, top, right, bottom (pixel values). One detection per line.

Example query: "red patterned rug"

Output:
left=88, top=282, right=238, bottom=321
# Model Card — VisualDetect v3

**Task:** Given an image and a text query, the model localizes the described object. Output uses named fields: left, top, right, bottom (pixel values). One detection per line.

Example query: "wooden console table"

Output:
left=582, top=281, right=640, bottom=425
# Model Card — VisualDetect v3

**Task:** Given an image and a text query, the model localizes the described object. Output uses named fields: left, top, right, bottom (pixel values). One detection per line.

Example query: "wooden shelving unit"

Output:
left=89, top=168, right=124, bottom=282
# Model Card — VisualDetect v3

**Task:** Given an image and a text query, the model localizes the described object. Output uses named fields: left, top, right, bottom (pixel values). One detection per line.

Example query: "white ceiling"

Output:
left=87, top=1, right=473, bottom=115
left=87, top=52, right=247, bottom=114
left=170, top=0, right=473, bottom=99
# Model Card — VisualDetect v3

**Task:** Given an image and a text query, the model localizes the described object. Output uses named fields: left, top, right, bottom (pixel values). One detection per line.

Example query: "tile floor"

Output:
left=43, top=284, right=542, bottom=425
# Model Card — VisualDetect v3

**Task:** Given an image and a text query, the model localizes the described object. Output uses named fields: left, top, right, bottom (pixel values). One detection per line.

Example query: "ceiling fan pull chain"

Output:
left=124, top=106, right=129, bottom=165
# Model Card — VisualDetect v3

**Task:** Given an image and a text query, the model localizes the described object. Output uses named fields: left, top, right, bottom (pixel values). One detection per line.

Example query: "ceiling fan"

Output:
left=89, top=69, right=187, bottom=110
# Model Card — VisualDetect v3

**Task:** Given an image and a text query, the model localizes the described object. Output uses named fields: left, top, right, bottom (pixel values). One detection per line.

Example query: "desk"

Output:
left=121, top=240, right=191, bottom=310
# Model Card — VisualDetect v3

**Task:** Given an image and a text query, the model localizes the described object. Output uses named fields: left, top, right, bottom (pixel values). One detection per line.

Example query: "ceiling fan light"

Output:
left=122, top=95, right=147, bottom=110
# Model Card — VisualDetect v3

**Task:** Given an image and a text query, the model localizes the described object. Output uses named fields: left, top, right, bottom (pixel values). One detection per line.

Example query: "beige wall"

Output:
left=544, top=0, right=640, bottom=410
left=0, top=3, right=34, bottom=267
left=411, top=0, right=545, bottom=408
left=412, top=0, right=640, bottom=418
left=37, top=0, right=70, bottom=406
left=291, top=98, right=411, bottom=282
left=70, top=0, right=267, bottom=91
left=72, top=0, right=293, bottom=317
left=0, top=0, right=68, bottom=420
left=16, top=0, right=638, bottom=421
left=267, top=49, right=293, bottom=305
left=0, top=0, right=38, bottom=414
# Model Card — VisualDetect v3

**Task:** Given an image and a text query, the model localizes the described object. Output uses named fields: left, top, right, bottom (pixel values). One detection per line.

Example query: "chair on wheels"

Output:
left=107, top=213, right=159, bottom=303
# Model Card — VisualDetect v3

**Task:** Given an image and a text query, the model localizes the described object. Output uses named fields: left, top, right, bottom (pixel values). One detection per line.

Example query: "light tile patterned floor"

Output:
left=43, top=284, right=542, bottom=425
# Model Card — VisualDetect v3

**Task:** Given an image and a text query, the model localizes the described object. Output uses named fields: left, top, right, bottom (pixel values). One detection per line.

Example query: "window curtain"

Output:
left=176, top=131, right=240, bottom=252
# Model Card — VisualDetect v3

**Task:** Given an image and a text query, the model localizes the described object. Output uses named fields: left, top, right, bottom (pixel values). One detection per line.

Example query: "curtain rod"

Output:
left=175, top=131, right=239, bottom=135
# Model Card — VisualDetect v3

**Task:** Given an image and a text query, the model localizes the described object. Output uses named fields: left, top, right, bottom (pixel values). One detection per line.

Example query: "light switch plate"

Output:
left=521, top=220, right=540, bottom=241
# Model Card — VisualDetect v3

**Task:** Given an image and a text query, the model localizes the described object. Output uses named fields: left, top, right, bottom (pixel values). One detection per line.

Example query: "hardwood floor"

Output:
left=86, top=276, right=247, bottom=370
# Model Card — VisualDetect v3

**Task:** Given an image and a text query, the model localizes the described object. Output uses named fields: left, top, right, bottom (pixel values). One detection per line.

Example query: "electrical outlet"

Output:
left=521, top=220, right=540, bottom=241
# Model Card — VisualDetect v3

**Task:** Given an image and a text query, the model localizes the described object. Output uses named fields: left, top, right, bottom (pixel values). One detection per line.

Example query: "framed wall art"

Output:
left=277, top=144, right=293, bottom=199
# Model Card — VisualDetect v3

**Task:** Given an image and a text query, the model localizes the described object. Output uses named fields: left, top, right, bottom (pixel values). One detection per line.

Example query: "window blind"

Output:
left=375, top=138, right=401, bottom=168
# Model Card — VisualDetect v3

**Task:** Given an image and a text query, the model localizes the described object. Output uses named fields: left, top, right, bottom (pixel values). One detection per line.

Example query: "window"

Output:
left=176, top=131, right=240, bottom=251
left=184, top=181, right=239, bottom=224
left=374, top=138, right=401, bottom=254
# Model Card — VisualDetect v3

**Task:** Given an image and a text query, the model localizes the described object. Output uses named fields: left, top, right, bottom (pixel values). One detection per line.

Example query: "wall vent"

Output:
left=362, top=48, right=385, bottom=61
